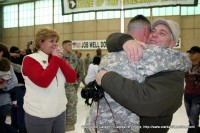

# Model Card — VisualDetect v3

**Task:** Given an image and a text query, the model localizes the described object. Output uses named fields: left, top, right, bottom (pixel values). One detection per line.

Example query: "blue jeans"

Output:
left=184, top=94, right=200, bottom=133
left=0, top=104, right=18, bottom=133
left=11, top=86, right=26, bottom=131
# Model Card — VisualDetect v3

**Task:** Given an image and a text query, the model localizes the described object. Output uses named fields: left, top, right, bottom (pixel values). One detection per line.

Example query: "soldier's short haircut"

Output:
left=62, top=40, right=72, bottom=45
left=127, top=15, right=151, bottom=33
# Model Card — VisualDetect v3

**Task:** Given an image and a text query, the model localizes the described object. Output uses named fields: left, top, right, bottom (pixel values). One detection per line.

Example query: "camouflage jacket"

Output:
left=85, top=45, right=192, bottom=133
left=76, top=58, right=84, bottom=83
left=63, top=51, right=78, bottom=86
left=84, top=57, right=92, bottom=74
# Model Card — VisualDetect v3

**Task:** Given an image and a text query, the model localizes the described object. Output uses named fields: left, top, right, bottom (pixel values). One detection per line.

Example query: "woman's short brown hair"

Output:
left=35, top=27, right=59, bottom=50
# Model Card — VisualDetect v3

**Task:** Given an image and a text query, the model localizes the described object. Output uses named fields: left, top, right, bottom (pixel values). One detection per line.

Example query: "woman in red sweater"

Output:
left=22, top=27, right=77, bottom=133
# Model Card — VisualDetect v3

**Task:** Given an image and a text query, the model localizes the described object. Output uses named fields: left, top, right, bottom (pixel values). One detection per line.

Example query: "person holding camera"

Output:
left=94, top=16, right=191, bottom=133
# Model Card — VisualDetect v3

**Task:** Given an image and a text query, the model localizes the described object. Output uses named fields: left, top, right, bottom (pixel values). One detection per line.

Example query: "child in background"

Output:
left=0, top=57, right=17, bottom=106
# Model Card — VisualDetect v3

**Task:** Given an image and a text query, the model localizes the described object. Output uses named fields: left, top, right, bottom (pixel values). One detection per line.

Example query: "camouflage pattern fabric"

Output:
left=85, top=45, right=192, bottom=133
left=63, top=51, right=78, bottom=87
left=76, top=58, right=85, bottom=88
left=84, top=57, right=92, bottom=75
left=63, top=51, right=78, bottom=125
left=63, top=51, right=78, bottom=70
left=84, top=93, right=140, bottom=133
left=100, top=45, right=191, bottom=83
left=65, top=85, right=78, bottom=124
left=78, top=58, right=85, bottom=81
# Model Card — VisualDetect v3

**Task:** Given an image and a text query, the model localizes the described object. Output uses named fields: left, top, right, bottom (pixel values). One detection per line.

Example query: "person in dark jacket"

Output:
left=184, top=46, right=200, bottom=133
left=96, top=15, right=186, bottom=133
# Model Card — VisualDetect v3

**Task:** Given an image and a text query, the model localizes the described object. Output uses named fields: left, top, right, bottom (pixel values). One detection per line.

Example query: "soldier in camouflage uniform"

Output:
left=62, top=40, right=78, bottom=131
left=84, top=53, right=92, bottom=75
left=85, top=45, right=192, bottom=133
left=84, top=19, right=192, bottom=133
left=75, top=52, right=85, bottom=91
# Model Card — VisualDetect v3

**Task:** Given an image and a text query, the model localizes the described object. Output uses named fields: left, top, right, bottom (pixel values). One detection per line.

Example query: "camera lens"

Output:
left=81, top=89, right=89, bottom=99
left=81, top=88, right=95, bottom=99
left=80, top=80, right=104, bottom=102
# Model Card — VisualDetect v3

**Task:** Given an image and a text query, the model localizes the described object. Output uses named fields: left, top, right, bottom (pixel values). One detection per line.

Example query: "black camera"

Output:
left=81, top=80, right=104, bottom=102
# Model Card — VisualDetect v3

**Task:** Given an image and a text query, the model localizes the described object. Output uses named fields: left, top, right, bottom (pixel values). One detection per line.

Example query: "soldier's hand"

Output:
left=96, top=70, right=108, bottom=86
left=122, top=40, right=147, bottom=63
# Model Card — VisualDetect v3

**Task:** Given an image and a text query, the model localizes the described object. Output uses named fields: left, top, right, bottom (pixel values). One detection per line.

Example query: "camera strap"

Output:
left=94, top=99, right=100, bottom=133
left=94, top=97, right=120, bottom=133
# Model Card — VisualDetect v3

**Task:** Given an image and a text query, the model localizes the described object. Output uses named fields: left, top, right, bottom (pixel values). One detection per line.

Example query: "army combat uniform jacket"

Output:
left=99, top=33, right=190, bottom=133
left=85, top=44, right=191, bottom=133
left=63, top=51, right=78, bottom=86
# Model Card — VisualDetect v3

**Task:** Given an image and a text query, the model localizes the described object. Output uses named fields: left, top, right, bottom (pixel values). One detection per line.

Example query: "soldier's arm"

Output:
left=76, top=59, right=84, bottom=82
left=106, top=33, right=145, bottom=62
left=101, top=70, right=184, bottom=117
left=73, top=54, right=79, bottom=70
left=106, top=33, right=133, bottom=52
